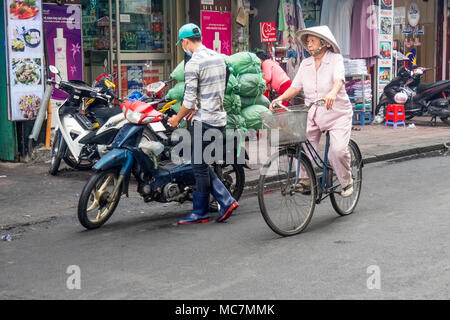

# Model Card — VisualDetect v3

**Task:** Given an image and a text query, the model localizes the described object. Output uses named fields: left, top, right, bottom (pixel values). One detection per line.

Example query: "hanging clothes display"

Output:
left=350, top=0, right=379, bottom=66
left=320, top=0, right=354, bottom=58
left=276, top=0, right=305, bottom=76
left=277, top=0, right=305, bottom=57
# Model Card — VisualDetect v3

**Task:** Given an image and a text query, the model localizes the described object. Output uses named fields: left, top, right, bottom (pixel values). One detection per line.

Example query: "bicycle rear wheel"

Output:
left=328, top=140, right=363, bottom=216
left=258, top=147, right=316, bottom=237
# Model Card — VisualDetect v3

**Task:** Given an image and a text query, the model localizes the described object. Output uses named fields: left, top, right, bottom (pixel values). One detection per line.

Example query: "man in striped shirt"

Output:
left=168, top=23, right=239, bottom=225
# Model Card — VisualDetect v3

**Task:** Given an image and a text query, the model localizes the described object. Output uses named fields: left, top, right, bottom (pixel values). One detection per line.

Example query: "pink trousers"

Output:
left=300, top=116, right=352, bottom=187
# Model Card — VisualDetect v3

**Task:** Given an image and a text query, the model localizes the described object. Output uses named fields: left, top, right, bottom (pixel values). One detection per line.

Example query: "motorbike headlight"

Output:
left=126, top=110, right=143, bottom=124
left=140, top=116, right=155, bottom=124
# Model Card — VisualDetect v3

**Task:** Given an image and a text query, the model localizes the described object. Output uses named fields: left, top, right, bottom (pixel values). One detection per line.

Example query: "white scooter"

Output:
left=48, top=65, right=128, bottom=175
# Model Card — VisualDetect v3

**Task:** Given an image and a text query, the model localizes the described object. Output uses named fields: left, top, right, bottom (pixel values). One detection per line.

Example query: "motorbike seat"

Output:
left=91, top=107, right=123, bottom=124
left=417, top=80, right=450, bottom=93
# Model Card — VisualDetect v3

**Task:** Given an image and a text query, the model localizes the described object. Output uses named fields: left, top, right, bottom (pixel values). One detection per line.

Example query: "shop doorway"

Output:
left=82, top=0, right=177, bottom=98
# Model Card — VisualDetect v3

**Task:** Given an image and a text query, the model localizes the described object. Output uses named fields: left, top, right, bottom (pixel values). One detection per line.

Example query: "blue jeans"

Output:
left=188, top=121, right=224, bottom=193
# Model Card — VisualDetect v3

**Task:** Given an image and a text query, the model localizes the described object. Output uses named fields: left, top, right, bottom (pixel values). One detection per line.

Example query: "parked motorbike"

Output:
left=49, top=65, right=126, bottom=175
left=375, top=66, right=450, bottom=126
left=77, top=97, right=246, bottom=230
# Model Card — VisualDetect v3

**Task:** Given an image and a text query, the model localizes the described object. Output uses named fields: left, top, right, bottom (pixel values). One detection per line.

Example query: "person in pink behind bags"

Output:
left=270, top=26, right=354, bottom=198
left=255, top=49, right=292, bottom=109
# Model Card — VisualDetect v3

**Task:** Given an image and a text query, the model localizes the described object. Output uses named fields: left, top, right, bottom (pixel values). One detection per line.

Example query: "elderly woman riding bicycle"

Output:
left=270, top=26, right=354, bottom=198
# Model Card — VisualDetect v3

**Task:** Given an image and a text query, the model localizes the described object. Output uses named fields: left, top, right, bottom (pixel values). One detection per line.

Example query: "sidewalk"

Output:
left=1, top=118, right=450, bottom=230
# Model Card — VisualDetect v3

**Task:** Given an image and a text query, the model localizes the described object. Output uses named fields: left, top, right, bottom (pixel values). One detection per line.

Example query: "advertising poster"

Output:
left=43, top=3, right=82, bottom=100
left=6, top=0, right=44, bottom=121
left=201, top=11, right=232, bottom=56
left=260, top=22, right=277, bottom=43
left=377, top=0, right=394, bottom=98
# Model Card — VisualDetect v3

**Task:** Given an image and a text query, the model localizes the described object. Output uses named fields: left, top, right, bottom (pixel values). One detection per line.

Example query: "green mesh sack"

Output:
left=240, top=94, right=271, bottom=108
left=223, top=94, right=241, bottom=115
left=226, top=74, right=241, bottom=95
left=166, top=82, right=185, bottom=101
left=241, top=104, right=271, bottom=130
left=226, top=114, right=247, bottom=130
left=238, top=73, right=266, bottom=97
left=226, top=52, right=262, bottom=75
left=170, top=61, right=185, bottom=81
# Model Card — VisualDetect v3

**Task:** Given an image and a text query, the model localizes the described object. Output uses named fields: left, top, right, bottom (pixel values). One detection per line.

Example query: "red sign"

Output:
left=260, top=22, right=276, bottom=43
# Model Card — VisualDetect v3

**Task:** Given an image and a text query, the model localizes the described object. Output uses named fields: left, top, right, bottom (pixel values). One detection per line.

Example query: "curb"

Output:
left=362, top=143, right=447, bottom=165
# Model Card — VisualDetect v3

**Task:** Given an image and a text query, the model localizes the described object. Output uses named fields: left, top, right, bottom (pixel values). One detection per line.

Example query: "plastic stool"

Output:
left=385, top=104, right=406, bottom=128
left=353, top=111, right=373, bottom=126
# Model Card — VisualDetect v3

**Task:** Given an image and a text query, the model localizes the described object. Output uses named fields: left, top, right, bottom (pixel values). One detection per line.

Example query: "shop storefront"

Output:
left=393, top=0, right=437, bottom=83
left=81, top=0, right=180, bottom=97
left=232, top=0, right=445, bottom=110
left=0, top=0, right=187, bottom=160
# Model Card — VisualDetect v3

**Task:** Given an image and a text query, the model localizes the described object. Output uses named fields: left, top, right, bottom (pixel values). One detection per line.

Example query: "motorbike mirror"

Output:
left=49, top=65, right=60, bottom=75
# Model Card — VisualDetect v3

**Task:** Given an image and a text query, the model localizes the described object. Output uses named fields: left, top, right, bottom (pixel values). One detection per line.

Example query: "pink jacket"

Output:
left=261, top=59, right=291, bottom=92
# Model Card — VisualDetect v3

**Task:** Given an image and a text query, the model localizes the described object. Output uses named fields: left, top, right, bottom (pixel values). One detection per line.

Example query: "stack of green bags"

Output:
left=225, top=52, right=270, bottom=130
left=167, top=52, right=272, bottom=132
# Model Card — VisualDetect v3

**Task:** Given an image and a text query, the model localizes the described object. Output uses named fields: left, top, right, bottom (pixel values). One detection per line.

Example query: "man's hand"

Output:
left=324, top=92, right=337, bottom=110
left=168, top=115, right=180, bottom=128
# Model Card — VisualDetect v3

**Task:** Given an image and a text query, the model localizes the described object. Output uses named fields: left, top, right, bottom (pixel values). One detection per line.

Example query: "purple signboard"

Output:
left=43, top=3, right=82, bottom=100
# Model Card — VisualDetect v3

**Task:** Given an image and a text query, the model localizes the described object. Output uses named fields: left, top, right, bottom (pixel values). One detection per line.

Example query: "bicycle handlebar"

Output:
left=273, top=98, right=325, bottom=112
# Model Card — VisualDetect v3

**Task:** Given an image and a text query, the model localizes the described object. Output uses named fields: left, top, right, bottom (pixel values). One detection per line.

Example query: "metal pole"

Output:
left=443, top=0, right=448, bottom=79
left=109, top=0, right=113, bottom=73
left=163, top=0, right=168, bottom=79
left=116, top=0, right=122, bottom=98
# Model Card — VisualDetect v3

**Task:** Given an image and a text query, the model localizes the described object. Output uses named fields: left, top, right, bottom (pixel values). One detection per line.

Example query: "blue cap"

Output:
left=176, top=23, right=201, bottom=45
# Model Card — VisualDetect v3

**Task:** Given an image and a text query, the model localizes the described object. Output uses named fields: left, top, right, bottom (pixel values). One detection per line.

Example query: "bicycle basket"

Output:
left=261, top=105, right=309, bottom=146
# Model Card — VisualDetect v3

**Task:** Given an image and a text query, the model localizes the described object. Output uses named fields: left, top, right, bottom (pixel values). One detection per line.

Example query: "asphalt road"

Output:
left=1, top=155, right=450, bottom=300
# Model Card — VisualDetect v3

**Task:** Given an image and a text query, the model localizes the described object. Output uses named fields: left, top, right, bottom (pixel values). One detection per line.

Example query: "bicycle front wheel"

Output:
left=258, top=147, right=316, bottom=237
left=328, top=140, right=363, bottom=216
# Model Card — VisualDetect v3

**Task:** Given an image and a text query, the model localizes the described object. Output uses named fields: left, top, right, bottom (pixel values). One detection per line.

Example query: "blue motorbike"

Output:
left=77, top=98, right=246, bottom=230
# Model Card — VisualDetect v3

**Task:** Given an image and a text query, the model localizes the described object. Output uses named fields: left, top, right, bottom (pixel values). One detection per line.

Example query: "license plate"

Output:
left=149, top=122, right=166, bottom=132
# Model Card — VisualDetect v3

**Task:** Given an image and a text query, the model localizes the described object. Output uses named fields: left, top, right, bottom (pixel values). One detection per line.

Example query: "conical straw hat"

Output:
left=296, top=26, right=341, bottom=54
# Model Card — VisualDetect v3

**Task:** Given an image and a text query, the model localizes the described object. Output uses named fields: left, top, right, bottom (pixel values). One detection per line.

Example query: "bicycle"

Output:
left=257, top=100, right=363, bottom=237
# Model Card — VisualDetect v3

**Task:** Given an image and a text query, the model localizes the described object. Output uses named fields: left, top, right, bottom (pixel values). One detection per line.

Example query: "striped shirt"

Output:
left=183, top=45, right=227, bottom=127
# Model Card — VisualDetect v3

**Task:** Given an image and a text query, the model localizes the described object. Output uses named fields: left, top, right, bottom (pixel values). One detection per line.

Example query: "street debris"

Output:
left=1, top=234, right=12, bottom=242
left=407, top=124, right=416, bottom=129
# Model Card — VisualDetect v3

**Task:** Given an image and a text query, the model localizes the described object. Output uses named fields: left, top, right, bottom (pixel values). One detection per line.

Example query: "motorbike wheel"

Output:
left=64, top=150, right=95, bottom=171
left=209, top=164, right=245, bottom=212
left=77, top=168, right=122, bottom=230
left=49, top=130, right=63, bottom=176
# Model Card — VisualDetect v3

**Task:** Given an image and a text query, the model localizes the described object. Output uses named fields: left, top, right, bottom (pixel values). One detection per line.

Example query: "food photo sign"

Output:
left=6, top=0, right=45, bottom=121
left=377, top=0, right=394, bottom=99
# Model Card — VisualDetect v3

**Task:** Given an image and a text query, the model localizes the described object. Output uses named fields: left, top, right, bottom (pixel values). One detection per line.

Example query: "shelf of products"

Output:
left=345, top=74, right=373, bottom=126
